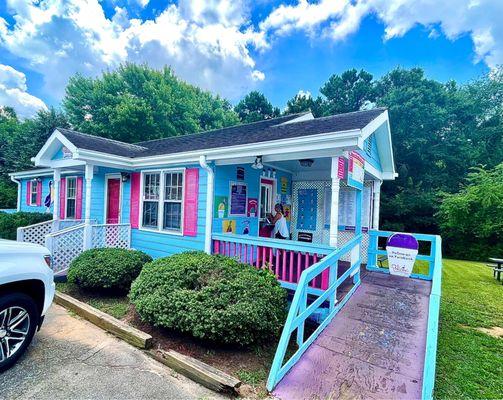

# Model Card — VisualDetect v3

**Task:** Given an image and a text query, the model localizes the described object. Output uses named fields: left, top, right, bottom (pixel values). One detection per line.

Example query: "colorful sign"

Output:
left=236, top=167, right=245, bottom=181
left=61, top=146, right=73, bottom=159
left=229, top=182, right=247, bottom=215
left=222, top=219, right=236, bottom=234
left=337, top=156, right=346, bottom=179
left=296, top=188, right=317, bottom=230
left=283, top=204, right=291, bottom=221
left=386, top=233, right=419, bottom=277
left=247, top=198, right=258, bottom=217
left=214, top=196, right=228, bottom=218
left=347, top=151, right=364, bottom=190
left=281, top=176, right=288, bottom=194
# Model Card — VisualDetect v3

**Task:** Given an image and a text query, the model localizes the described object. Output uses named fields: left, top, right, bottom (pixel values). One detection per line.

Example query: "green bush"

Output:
left=0, top=211, right=52, bottom=240
left=68, top=248, right=152, bottom=292
left=130, top=252, right=287, bottom=346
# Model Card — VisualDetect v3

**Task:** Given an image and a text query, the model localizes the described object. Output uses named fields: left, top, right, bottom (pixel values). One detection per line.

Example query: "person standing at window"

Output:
left=272, top=203, right=289, bottom=240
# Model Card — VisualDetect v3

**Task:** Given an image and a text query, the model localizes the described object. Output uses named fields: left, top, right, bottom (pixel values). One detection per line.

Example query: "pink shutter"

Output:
left=130, top=172, right=141, bottom=229
left=26, top=181, right=31, bottom=205
left=59, top=178, right=66, bottom=219
left=75, top=177, right=83, bottom=219
left=183, top=168, right=199, bottom=237
left=36, top=181, right=42, bottom=206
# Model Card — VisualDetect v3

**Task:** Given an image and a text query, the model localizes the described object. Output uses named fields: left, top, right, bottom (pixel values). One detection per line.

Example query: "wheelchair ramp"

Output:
left=273, top=272, right=432, bottom=400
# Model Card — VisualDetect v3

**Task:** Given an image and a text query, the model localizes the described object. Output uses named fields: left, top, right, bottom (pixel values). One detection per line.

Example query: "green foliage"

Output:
left=68, top=248, right=152, bottom=292
left=438, top=164, right=503, bottom=260
left=130, top=251, right=288, bottom=346
left=63, top=64, right=239, bottom=143
left=0, top=212, right=52, bottom=240
left=234, top=91, right=280, bottom=123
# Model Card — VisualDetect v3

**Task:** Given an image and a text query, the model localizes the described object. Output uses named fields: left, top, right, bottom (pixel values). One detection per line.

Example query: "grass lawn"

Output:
left=435, top=259, right=503, bottom=399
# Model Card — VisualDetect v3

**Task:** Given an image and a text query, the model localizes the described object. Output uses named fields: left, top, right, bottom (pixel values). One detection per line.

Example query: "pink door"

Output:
left=106, top=179, right=121, bottom=224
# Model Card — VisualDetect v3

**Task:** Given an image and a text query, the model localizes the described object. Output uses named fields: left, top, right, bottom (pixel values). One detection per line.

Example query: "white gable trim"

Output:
left=34, top=129, right=79, bottom=167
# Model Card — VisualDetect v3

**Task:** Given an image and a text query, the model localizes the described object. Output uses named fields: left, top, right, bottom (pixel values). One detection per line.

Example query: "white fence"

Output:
left=17, top=219, right=85, bottom=247
left=17, top=220, right=131, bottom=276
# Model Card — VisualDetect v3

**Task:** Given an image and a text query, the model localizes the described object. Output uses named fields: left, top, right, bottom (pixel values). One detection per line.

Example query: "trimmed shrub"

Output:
left=130, top=251, right=288, bottom=346
left=68, top=248, right=152, bottom=292
left=0, top=211, right=52, bottom=240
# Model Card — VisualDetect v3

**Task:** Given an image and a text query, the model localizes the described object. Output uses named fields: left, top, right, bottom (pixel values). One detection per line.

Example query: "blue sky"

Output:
left=0, top=0, right=500, bottom=118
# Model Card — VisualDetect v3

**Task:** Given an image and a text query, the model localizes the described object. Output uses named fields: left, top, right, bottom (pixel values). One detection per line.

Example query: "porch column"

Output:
left=53, top=168, right=61, bottom=221
left=84, top=164, right=93, bottom=223
left=372, top=180, right=382, bottom=229
left=329, top=157, right=341, bottom=248
left=83, top=164, right=94, bottom=250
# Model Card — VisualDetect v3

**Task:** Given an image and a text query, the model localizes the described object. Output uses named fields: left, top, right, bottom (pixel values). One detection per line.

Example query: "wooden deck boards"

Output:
left=273, top=272, right=432, bottom=400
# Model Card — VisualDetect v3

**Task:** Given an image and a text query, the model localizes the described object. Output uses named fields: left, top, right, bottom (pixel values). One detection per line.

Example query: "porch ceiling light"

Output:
left=299, top=159, right=314, bottom=167
left=251, top=156, right=264, bottom=170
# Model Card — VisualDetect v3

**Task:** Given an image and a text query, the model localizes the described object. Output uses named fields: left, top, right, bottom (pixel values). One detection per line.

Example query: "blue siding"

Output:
left=212, top=164, right=292, bottom=237
left=361, top=133, right=382, bottom=171
left=130, top=165, right=207, bottom=259
left=52, top=147, right=66, bottom=160
left=19, top=176, right=54, bottom=213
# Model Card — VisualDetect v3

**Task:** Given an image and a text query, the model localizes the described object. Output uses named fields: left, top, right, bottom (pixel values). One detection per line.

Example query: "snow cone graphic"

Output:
left=386, top=233, right=419, bottom=277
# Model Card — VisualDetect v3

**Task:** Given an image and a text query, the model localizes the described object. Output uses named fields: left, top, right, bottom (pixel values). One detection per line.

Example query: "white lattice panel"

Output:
left=51, top=225, right=85, bottom=274
left=91, top=224, right=130, bottom=249
left=19, top=220, right=53, bottom=246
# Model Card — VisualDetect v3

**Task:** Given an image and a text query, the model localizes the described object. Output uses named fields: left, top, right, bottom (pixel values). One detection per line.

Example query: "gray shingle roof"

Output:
left=57, top=108, right=386, bottom=159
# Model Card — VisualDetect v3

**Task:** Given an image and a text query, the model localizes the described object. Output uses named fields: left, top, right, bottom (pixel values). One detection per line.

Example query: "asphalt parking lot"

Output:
left=0, top=304, right=225, bottom=400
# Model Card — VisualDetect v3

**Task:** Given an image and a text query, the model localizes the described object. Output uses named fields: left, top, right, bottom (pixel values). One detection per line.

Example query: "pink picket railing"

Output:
left=212, top=233, right=335, bottom=290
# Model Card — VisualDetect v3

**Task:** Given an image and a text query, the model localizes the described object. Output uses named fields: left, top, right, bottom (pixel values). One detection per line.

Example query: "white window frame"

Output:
left=65, top=176, right=77, bottom=220
left=139, top=168, right=185, bottom=236
left=29, top=179, right=38, bottom=206
left=258, top=177, right=276, bottom=221
left=228, top=181, right=248, bottom=217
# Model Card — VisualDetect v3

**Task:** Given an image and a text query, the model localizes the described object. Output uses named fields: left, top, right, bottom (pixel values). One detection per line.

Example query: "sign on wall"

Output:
left=214, top=196, right=228, bottom=218
left=347, top=151, right=364, bottom=190
left=386, top=233, right=419, bottom=277
left=296, top=188, right=317, bottom=230
left=229, top=182, right=247, bottom=216
left=281, top=176, right=288, bottom=194
left=247, top=198, right=258, bottom=217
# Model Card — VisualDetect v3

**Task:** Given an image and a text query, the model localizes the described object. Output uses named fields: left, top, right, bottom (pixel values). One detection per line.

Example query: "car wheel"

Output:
left=0, top=293, right=39, bottom=372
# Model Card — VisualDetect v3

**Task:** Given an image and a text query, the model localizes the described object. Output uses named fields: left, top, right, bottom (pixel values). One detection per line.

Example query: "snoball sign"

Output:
left=386, top=233, right=419, bottom=277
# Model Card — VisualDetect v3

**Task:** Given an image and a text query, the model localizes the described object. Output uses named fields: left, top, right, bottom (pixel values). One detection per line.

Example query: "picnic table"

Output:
left=487, top=258, right=503, bottom=283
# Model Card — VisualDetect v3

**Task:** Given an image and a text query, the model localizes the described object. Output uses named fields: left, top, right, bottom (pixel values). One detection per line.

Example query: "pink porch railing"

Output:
left=212, top=233, right=335, bottom=291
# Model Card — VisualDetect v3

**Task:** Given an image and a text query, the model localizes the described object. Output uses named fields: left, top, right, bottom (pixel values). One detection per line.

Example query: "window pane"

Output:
left=164, top=172, right=183, bottom=201
left=66, top=199, right=76, bottom=219
left=142, top=201, right=159, bottom=228
left=67, top=178, right=76, bottom=199
left=144, top=173, right=160, bottom=200
left=163, top=202, right=182, bottom=231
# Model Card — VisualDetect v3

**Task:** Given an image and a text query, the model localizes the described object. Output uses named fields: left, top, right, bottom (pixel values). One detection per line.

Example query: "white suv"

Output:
left=0, top=240, right=55, bottom=372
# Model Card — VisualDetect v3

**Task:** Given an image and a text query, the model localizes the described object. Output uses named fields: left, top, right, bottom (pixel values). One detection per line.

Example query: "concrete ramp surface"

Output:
left=273, top=272, right=432, bottom=400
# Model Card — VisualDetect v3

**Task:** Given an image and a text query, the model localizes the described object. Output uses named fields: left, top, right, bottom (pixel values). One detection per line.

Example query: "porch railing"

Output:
left=212, top=233, right=335, bottom=294
left=91, top=224, right=131, bottom=249
left=17, top=219, right=85, bottom=246
left=266, top=234, right=363, bottom=390
left=45, top=223, right=86, bottom=275
left=367, top=230, right=443, bottom=400
left=45, top=222, right=131, bottom=276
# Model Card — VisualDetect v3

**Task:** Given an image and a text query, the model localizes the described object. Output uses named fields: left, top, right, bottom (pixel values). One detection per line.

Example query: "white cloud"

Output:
left=0, top=0, right=266, bottom=101
left=261, top=0, right=503, bottom=69
left=0, top=64, right=47, bottom=118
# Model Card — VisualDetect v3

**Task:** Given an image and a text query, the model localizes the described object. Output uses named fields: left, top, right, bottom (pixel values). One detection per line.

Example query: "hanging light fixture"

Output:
left=251, top=156, right=264, bottom=170
left=299, top=159, right=314, bottom=167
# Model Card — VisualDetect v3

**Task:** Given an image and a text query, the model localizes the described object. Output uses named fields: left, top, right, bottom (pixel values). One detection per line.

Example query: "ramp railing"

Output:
left=266, top=234, right=362, bottom=391
left=366, top=230, right=443, bottom=400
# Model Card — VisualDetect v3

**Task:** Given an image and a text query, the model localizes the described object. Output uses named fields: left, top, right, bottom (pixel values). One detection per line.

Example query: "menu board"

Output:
left=296, top=189, right=317, bottom=230
left=337, top=186, right=372, bottom=228
left=229, top=182, right=247, bottom=216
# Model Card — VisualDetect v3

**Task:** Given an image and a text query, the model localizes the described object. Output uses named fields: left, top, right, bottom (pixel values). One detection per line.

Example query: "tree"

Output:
left=63, top=64, right=239, bottom=143
left=438, top=164, right=503, bottom=260
left=284, top=91, right=323, bottom=115
left=234, top=91, right=280, bottom=123
left=318, top=69, right=376, bottom=115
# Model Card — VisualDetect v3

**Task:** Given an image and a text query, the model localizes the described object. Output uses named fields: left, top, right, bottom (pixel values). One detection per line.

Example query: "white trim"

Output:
left=28, top=179, right=38, bottom=206
left=9, top=168, right=82, bottom=179
left=258, top=176, right=277, bottom=223
left=10, top=175, right=21, bottom=212
left=103, top=174, right=123, bottom=224
left=361, top=110, right=388, bottom=140
left=34, top=129, right=78, bottom=166
left=64, top=176, right=77, bottom=220
left=138, top=168, right=186, bottom=236
left=199, top=156, right=214, bottom=254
